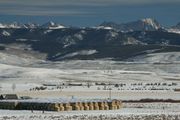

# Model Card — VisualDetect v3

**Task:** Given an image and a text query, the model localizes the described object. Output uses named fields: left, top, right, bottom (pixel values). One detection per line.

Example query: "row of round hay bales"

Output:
left=0, top=99, right=122, bottom=111
left=50, top=99, right=123, bottom=111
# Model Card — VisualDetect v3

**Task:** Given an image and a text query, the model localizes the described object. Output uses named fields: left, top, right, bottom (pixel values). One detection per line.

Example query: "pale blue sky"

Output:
left=0, top=0, right=180, bottom=26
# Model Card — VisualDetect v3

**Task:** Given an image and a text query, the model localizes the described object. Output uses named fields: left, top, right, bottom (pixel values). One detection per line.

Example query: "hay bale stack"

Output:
left=104, top=101, right=109, bottom=110
left=115, top=100, right=123, bottom=109
left=88, top=102, right=94, bottom=110
left=112, top=100, right=118, bottom=110
left=64, top=103, right=72, bottom=111
left=71, top=102, right=80, bottom=110
left=0, top=99, right=122, bottom=111
left=58, top=103, right=65, bottom=111
left=78, top=102, right=84, bottom=110
left=48, top=103, right=60, bottom=111
left=93, top=102, right=99, bottom=110
left=107, top=102, right=112, bottom=110
left=54, top=103, right=61, bottom=111
left=108, top=101, right=117, bottom=110
left=83, top=102, right=89, bottom=110
left=98, top=102, right=105, bottom=110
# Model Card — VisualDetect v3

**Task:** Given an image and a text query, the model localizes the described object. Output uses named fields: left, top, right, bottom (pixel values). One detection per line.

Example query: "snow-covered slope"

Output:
left=24, top=23, right=39, bottom=29
left=167, top=28, right=180, bottom=34
left=1, top=30, right=11, bottom=36
left=56, top=50, right=98, bottom=60
left=92, top=26, right=113, bottom=30
left=0, top=52, right=43, bottom=66
left=130, top=52, right=180, bottom=63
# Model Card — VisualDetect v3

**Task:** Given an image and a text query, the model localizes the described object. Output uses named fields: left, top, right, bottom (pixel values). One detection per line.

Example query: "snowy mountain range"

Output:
left=0, top=21, right=66, bottom=29
left=0, top=18, right=180, bottom=61
left=100, top=18, right=162, bottom=32
left=100, top=18, right=180, bottom=35
left=0, top=18, right=179, bottom=32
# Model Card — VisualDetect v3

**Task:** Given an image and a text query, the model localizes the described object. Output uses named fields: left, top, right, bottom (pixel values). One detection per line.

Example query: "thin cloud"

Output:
left=0, top=8, right=94, bottom=16
left=0, top=0, right=180, bottom=16
left=1, top=0, right=180, bottom=6
left=0, top=1, right=96, bottom=16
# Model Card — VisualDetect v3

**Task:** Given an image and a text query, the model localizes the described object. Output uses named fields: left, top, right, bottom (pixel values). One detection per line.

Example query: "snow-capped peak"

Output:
left=24, top=23, right=39, bottom=29
left=141, top=18, right=161, bottom=30
left=0, top=23, right=7, bottom=28
left=8, top=22, right=22, bottom=28
left=141, top=18, right=155, bottom=23
left=0, top=22, right=26, bottom=29
left=0, top=21, right=66, bottom=29
left=49, top=21, right=55, bottom=26
left=41, top=21, right=66, bottom=29
left=93, top=26, right=113, bottom=30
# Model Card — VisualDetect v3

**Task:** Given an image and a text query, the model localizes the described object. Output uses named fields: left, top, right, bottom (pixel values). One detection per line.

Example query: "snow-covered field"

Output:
left=0, top=52, right=180, bottom=119
left=129, top=52, right=180, bottom=63
left=0, top=107, right=180, bottom=120
left=0, top=59, right=180, bottom=100
left=0, top=52, right=180, bottom=98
